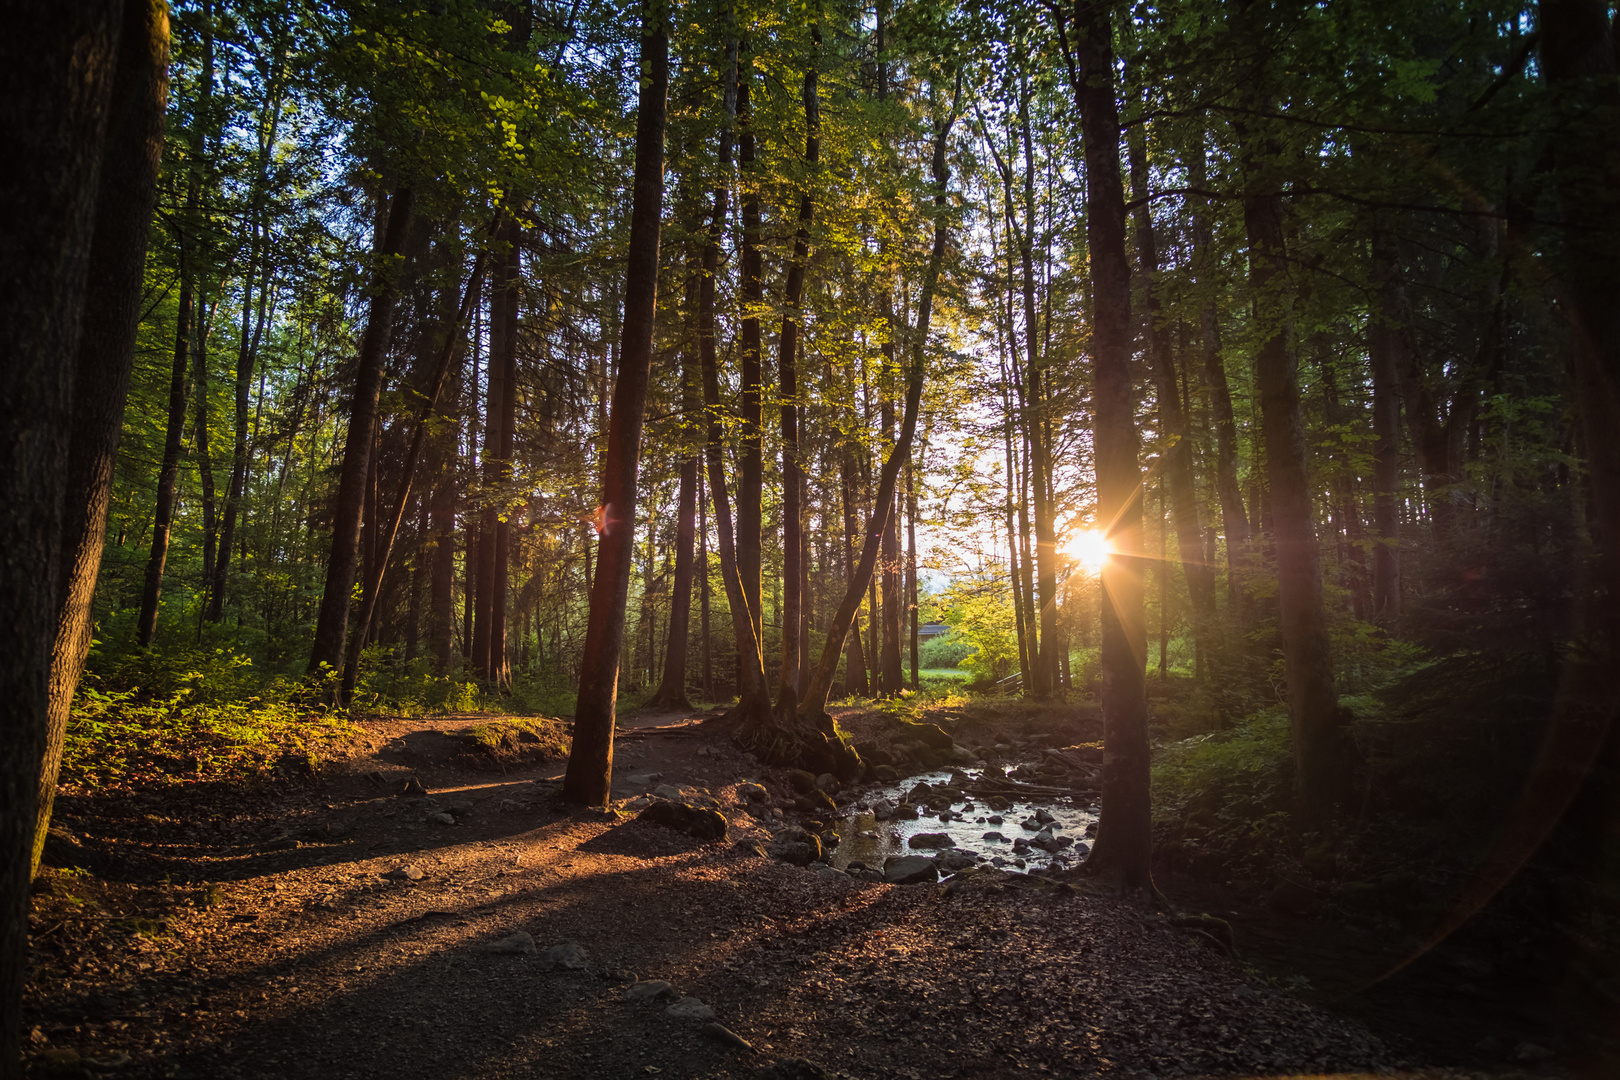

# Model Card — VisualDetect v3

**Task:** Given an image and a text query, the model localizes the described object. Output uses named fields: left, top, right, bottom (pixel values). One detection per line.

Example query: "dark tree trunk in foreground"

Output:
left=36, top=0, right=169, bottom=878
left=1064, top=0, right=1152, bottom=891
left=1234, top=20, right=1346, bottom=826
left=794, top=90, right=957, bottom=772
left=561, top=6, right=667, bottom=806
left=1, top=2, right=123, bottom=1066
left=308, top=183, right=415, bottom=674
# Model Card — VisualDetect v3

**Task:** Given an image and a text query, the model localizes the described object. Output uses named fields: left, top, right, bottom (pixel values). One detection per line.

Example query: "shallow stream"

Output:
left=829, top=767, right=1099, bottom=874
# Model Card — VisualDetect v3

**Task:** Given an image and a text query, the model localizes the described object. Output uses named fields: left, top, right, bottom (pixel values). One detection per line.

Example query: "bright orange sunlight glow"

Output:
left=1066, top=529, right=1112, bottom=572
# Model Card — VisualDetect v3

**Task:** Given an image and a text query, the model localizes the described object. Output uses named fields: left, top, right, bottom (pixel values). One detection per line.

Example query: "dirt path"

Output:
left=23, top=703, right=1531, bottom=1079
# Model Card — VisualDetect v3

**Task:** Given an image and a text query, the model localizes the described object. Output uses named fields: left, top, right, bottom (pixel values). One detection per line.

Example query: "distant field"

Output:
left=920, top=668, right=969, bottom=681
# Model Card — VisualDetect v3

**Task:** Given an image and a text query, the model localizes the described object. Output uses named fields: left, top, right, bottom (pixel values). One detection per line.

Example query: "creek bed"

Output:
left=829, top=767, right=1099, bottom=874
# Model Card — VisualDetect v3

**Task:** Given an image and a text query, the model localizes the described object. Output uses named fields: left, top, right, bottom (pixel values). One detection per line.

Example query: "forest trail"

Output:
left=26, top=702, right=1528, bottom=1080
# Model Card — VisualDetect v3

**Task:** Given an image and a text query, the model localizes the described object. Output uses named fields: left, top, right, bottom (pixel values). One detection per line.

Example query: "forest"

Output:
left=4, top=0, right=1618, bottom=1076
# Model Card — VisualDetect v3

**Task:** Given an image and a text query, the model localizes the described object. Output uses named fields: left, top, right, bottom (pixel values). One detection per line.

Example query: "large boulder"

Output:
left=637, top=800, right=728, bottom=842
left=897, top=720, right=955, bottom=749
left=884, top=854, right=940, bottom=885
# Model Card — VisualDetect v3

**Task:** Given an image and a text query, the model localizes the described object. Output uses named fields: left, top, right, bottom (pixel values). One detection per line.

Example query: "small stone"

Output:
left=84, top=1051, right=131, bottom=1069
left=987, top=814, right=1004, bottom=825
left=541, top=942, right=590, bottom=969
left=889, top=804, right=918, bottom=821
left=733, top=840, right=769, bottom=858
left=768, top=840, right=820, bottom=867
left=937, top=849, right=976, bottom=871
left=701, top=1021, right=754, bottom=1051
left=398, top=777, right=426, bottom=798
left=626, top=979, right=676, bottom=1001
left=446, top=799, right=474, bottom=816
left=812, top=863, right=850, bottom=880
left=381, top=864, right=425, bottom=881
left=738, top=782, right=768, bottom=802
left=814, top=773, right=839, bottom=793
left=486, top=931, right=537, bottom=955
left=1034, top=808, right=1056, bottom=824
left=652, top=783, right=684, bottom=800
left=427, top=812, right=456, bottom=826
left=982, top=831, right=1007, bottom=842
left=664, top=996, right=717, bottom=1021
left=869, top=798, right=896, bottom=820
left=627, top=772, right=664, bottom=787
left=884, top=854, right=939, bottom=884
left=787, top=769, right=818, bottom=794
left=909, top=832, right=955, bottom=849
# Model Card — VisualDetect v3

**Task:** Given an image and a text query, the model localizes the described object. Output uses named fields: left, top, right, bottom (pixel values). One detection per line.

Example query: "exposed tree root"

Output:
left=736, top=695, right=861, bottom=781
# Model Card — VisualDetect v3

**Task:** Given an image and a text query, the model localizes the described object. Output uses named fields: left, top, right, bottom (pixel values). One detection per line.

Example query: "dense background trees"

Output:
left=9, top=0, right=1620, bottom=1057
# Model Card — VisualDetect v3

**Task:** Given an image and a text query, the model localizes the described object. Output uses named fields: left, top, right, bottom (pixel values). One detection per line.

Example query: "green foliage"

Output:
left=942, top=582, right=1020, bottom=685
left=918, top=631, right=974, bottom=669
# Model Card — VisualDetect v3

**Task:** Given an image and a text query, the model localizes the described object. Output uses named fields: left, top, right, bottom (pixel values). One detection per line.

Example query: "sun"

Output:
left=1065, top=529, right=1112, bottom=572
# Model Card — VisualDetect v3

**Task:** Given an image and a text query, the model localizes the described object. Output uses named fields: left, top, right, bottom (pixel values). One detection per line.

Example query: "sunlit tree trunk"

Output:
left=737, top=50, right=765, bottom=649
left=561, top=3, right=667, bottom=805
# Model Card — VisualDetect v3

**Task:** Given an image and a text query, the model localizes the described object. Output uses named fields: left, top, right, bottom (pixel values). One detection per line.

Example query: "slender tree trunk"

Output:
left=799, top=92, right=956, bottom=740
left=137, top=244, right=193, bottom=646
left=34, top=0, right=169, bottom=879
left=879, top=389, right=903, bottom=693
left=841, top=443, right=870, bottom=695
left=774, top=23, right=819, bottom=716
left=1369, top=219, right=1404, bottom=632
left=1189, top=134, right=1249, bottom=624
left=561, top=5, right=667, bottom=806
left=737, top=52, right=765, bottom=647
left=488, top=223, right=520, bottom=686
left=699, top=465, right=712, bottom=696
left=648, top=260, right=701, bottom=711
left=1128, top=115, right=1215, bottom=670
left=428, top=292, right=464, bottom=672
left=1, top=3, right=124, bottom=1064
left=193, top=296, right=219, bottom=622
left=1234, top=56, right=1346, bottom=826
left=1064, top=0, right=1152, bottom=890
left=1018, top=90, right=1060, bottom=698
left=907, top=455, right=920, bottom=689
left=308, top=183, right=415, bottom=673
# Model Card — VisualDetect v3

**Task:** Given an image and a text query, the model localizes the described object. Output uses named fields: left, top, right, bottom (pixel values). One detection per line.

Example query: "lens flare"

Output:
left=1066, top=529, right=1111, bottom=571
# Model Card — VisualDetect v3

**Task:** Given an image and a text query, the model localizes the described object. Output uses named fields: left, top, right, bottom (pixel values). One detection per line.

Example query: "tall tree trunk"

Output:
left=737, top=51, right=765, bottom=648
left=1019, top=86, right=1059, bottom=698
left=798, top=88, right=956, bottom=743
left=879, top=388, right=903, bottom=693
left=774, top=22, right=819, bottom=716
left=1128, top=114, right=1215, bottom=671
left=647, top=260, right=701, bottom=711
left=139, top=4, right=214, bottom=646
left=840, top=442, right=870, bottom=695
left=1063, top=0, right=1152, bottom=890
left=1233, top=34, right=1346, bottom=826
left=561, top=4, right=667, bottom=806
left=1, top=2, right=124, bottom=1065
left=193, top=296, right=219, bottom=620
left=308, top=182, right=416, bottom=673
left=428, top=289, right=464, bottom=671
left=487, top=222, right=521, bottom=686
left=34, top=0, right=169, bottom=879
left=340, top=239, right=492, bottom=701
left=1188, top=133, right=1249, bottom=624
left=907, top=455, right=920, bottom=689
left=137, top=241, right=192, bottom=646
left=1369, top=218, right=1404, bottom=632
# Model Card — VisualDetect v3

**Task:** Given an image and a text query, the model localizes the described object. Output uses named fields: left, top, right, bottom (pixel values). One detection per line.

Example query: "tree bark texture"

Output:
left=35, top=0, right=169, bottom=878
left=737, top=54, right=765, bottom=647
left=0, top=1, right=123, bottom=1066
left=561, top=7, right=667, bottom=805
left=1369, top=220, right=1404, bottom=632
